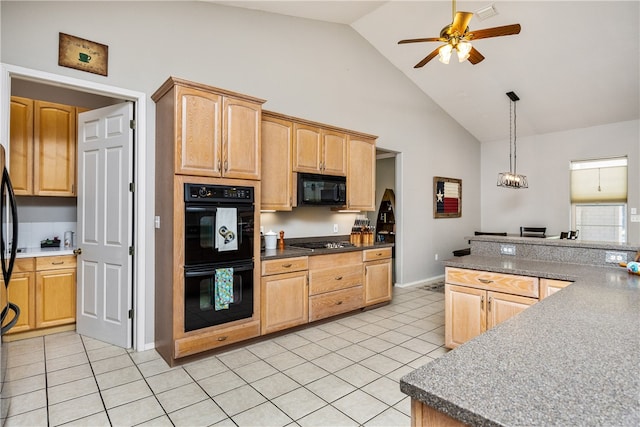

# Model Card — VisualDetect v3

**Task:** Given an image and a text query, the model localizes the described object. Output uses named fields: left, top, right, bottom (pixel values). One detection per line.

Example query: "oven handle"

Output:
left=184, top=262, right=254, bottom=278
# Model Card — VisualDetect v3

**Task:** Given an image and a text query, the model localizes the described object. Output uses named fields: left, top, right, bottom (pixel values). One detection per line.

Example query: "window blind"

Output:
left=570, top=158, right=627, bottom=203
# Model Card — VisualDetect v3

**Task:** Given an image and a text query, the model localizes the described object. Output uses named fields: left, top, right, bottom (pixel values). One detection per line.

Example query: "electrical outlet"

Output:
left=154, top=216, right=160, bottom=229
left=435, top=253, right=439, bottom=261
left=500, top=244, right=516, bottom=256
left=605, top=251, right=627, bottom=263
left=333, top=224, right=339, bottom=233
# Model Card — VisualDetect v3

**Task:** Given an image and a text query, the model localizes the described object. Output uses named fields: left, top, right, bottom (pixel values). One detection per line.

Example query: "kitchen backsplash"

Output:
left=17, top=221, right=77, bottom=249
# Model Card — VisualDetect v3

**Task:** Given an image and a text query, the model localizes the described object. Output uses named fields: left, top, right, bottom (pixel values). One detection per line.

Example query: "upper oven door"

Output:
left=184, top=204, right=254, bottom=266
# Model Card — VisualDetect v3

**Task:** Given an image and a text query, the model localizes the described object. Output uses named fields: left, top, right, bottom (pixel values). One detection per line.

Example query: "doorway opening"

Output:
left=1, top=63, right=148, bottom=351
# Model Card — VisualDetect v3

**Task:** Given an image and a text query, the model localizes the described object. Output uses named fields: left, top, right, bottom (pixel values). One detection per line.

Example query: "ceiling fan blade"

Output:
left=398, top=37, right=444, bottom=44
left=451, top=11, right=473, bottom=35
left=467, top=24, right=521, bottom=40
left=414, top=47, right=441, bottom=68
left=467, top=46, right=485, bottom=65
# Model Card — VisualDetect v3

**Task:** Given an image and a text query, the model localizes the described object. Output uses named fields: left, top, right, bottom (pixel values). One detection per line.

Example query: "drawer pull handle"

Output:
left=52, top=261, right=64, bottom=265
left=481, top=295, right=485, bottom=309
left=335, top=276, right=343, bottom=281
left=478, top=278, right=494, bottom=284
left=217, top=336, right=228, bottom=342
left=282, top=263, right=292, bottom=268
left=336, top=301, right=343, bottom=305
left=376, top=252, right=383, bottom=256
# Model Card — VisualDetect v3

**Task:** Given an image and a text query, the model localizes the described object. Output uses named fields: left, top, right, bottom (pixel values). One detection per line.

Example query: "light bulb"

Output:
left=456, top=41, right=472, bottom=62
left=438, top=44, right=452, bottom=64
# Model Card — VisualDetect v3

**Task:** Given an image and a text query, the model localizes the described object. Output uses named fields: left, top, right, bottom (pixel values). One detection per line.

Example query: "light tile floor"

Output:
left=3, top=285, right=446, bottom=426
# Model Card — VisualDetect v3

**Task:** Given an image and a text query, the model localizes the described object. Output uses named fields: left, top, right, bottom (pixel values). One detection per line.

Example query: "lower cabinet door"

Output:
left=36, top=268, right=76, bottom=328
left=1, top=272, right=35, bottom=333
left=261, top=271, right=309, bottom=335
left=364, top=259, right=392, bottom=306
left=445, top=284, right=485, bottom=349
left=487, top=291, right=537, bottom=329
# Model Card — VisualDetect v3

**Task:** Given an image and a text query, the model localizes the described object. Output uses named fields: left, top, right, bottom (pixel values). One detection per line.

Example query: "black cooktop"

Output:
left=289, top=241, right=355, bottom=250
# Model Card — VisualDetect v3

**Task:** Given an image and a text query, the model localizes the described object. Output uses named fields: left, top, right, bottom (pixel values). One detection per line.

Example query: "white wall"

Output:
left=1, top=1, right=482, bottom=346
left=481, top=120, right=640, bottom=244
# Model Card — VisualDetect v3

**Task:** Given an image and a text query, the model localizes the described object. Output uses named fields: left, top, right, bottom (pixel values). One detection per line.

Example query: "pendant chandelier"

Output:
left=497, top=91, right=528, bottom=189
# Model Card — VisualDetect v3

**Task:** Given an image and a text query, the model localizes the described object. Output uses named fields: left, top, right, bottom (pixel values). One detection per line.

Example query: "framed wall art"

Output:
left=433, top=176, right=461, bottom=218
left=58, top=33, right=108, bottom=76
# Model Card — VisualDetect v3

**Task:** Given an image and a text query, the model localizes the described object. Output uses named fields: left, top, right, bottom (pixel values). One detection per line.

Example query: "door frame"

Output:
left=0, top=63, right=149, bottom=350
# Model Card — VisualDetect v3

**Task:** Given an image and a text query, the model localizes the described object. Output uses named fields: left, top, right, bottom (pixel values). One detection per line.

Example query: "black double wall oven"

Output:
left=183, top=183, right=254, bottom=332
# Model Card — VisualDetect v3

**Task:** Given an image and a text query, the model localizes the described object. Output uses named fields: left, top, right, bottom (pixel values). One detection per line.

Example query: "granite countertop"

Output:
left=400, top=255, right=640, bottom=426
left=15, top=247, right=77, bottom=258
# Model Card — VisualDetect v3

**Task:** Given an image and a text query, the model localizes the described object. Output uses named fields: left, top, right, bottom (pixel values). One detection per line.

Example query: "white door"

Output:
left=76, top=102, right=133, bottom=348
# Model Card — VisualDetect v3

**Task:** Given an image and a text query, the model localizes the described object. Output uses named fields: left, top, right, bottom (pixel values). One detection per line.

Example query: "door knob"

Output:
left=73, top=248, right=82, bottom=255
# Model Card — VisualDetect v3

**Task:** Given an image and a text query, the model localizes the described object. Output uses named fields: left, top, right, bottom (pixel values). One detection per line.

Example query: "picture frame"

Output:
left=58, top=33, right=108, bottom=76
left=433, top=176, right=462, bottom=218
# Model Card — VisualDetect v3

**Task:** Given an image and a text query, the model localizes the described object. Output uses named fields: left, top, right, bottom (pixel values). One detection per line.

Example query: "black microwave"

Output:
left=297, top=173, right=346, bottom=206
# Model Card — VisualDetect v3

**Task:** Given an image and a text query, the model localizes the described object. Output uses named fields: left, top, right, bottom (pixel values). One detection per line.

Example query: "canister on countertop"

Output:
left=64, top=231, right=74, bottom=248
left=264, top=230, right=277, bottom=250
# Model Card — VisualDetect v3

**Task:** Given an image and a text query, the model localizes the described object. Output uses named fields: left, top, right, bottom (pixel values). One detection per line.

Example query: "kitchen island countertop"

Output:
left=400, top=255, right=640, bottom=426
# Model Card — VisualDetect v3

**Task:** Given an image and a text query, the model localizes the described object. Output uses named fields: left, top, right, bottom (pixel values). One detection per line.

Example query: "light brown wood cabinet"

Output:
left=152, top=77, right=264, bottom=180
left=10, top=96, right=77, bottom=196
left=308, top=252, right=363, bottom=321
left=1, top=256, right=76, bottom=337
left=445, top=267, right=538, bottom=349
left=347, top=136, right=376, bottom=211
left=539, top=278, right=572, bottom=299
left=261, top=257, right=309, bottom=334
left=35, top=256, right=77, bottom=328
left=363, top=247, right=393, bottom=306
left=293, top=124, right=347, bottom=176
left=261, top=113, right=294, bottom=210
left=0, top=259, right=36, bottom=333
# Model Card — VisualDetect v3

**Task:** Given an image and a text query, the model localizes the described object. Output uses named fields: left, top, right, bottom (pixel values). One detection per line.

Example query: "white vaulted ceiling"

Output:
left=210, top=1, right=639, bottom=143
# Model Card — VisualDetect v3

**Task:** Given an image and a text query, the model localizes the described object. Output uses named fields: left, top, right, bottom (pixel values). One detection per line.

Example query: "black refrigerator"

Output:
left=0, top=145, right=19, bottom=424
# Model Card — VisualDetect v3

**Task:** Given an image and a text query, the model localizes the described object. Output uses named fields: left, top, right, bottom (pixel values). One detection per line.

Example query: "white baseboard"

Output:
left=394, top=274, right=445, bottom=288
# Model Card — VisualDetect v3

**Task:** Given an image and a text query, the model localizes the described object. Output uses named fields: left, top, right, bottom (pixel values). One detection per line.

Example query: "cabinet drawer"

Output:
left=36, top=255, right=77, bottom=271
left=446, top=267, right=539, bottom=298
left=309, top=286, right=363, bottom=322
left=262, top=257, right=308, bottom=276
left=13, top=258, right=35, bottom=273
left=363, top=247, right=392, bottom=262
left=174, top=320, right=260, bottom=358
left=308, top=251, right=361, bottom=270
left=309, top=264, right=362, bottom=295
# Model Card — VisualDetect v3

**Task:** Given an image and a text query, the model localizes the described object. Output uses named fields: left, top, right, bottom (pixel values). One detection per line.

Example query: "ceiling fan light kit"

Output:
left=398, top=0, right=520, bottom=67
left=497, top=91, right=528, bottom=189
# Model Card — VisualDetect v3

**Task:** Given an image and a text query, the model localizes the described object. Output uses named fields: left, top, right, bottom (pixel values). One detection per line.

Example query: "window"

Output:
left=570, top=157, right=627, bottom=243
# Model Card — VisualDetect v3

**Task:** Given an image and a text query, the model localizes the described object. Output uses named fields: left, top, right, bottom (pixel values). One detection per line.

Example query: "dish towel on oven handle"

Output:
left=215, top=207, right=238, bottom=251
left=214, top=267, right=234, bottom=310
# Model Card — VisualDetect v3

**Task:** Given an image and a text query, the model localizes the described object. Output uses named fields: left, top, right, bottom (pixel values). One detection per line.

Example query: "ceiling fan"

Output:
left=398, top=0, right=521, bottom=67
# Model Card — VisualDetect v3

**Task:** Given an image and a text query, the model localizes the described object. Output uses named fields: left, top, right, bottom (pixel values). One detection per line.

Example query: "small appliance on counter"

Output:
left=41, top=237, right=61, bottom=248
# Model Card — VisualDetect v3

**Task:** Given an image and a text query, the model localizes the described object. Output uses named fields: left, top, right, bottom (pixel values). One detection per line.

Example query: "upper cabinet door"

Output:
left=347, top=136, right=376, bottom=211
left=9, top=96, right=34, bottom=195
left=293, top=123, right=322, bottom=174
left=261, top=115, right=293, bottom=210
left=34, top=100, right=76, bottom=196
left=222, top=97, right=261, bottom=180
left=321, top=130, right=347, bottom=176
left=175, top=86, right=222, bottom=176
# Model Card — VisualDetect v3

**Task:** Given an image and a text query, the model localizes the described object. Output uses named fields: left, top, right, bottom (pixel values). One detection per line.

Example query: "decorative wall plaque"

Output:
left=58, top=33, right=108, bottom=76
left=434, top=176, right=462, bottom=218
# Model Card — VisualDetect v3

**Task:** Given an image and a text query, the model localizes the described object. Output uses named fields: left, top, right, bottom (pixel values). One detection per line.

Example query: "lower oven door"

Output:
left=184, top=261, right=254, bottom=332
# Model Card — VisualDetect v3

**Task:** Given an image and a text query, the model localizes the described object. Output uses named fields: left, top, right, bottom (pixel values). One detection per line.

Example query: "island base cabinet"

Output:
left=445, top=284, right=485, bottom=348
left=261, top=271, right=308, bottom=335
left=445, top=284, right=537, bottom=349
left=411, top=399, right=467, bottom=427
